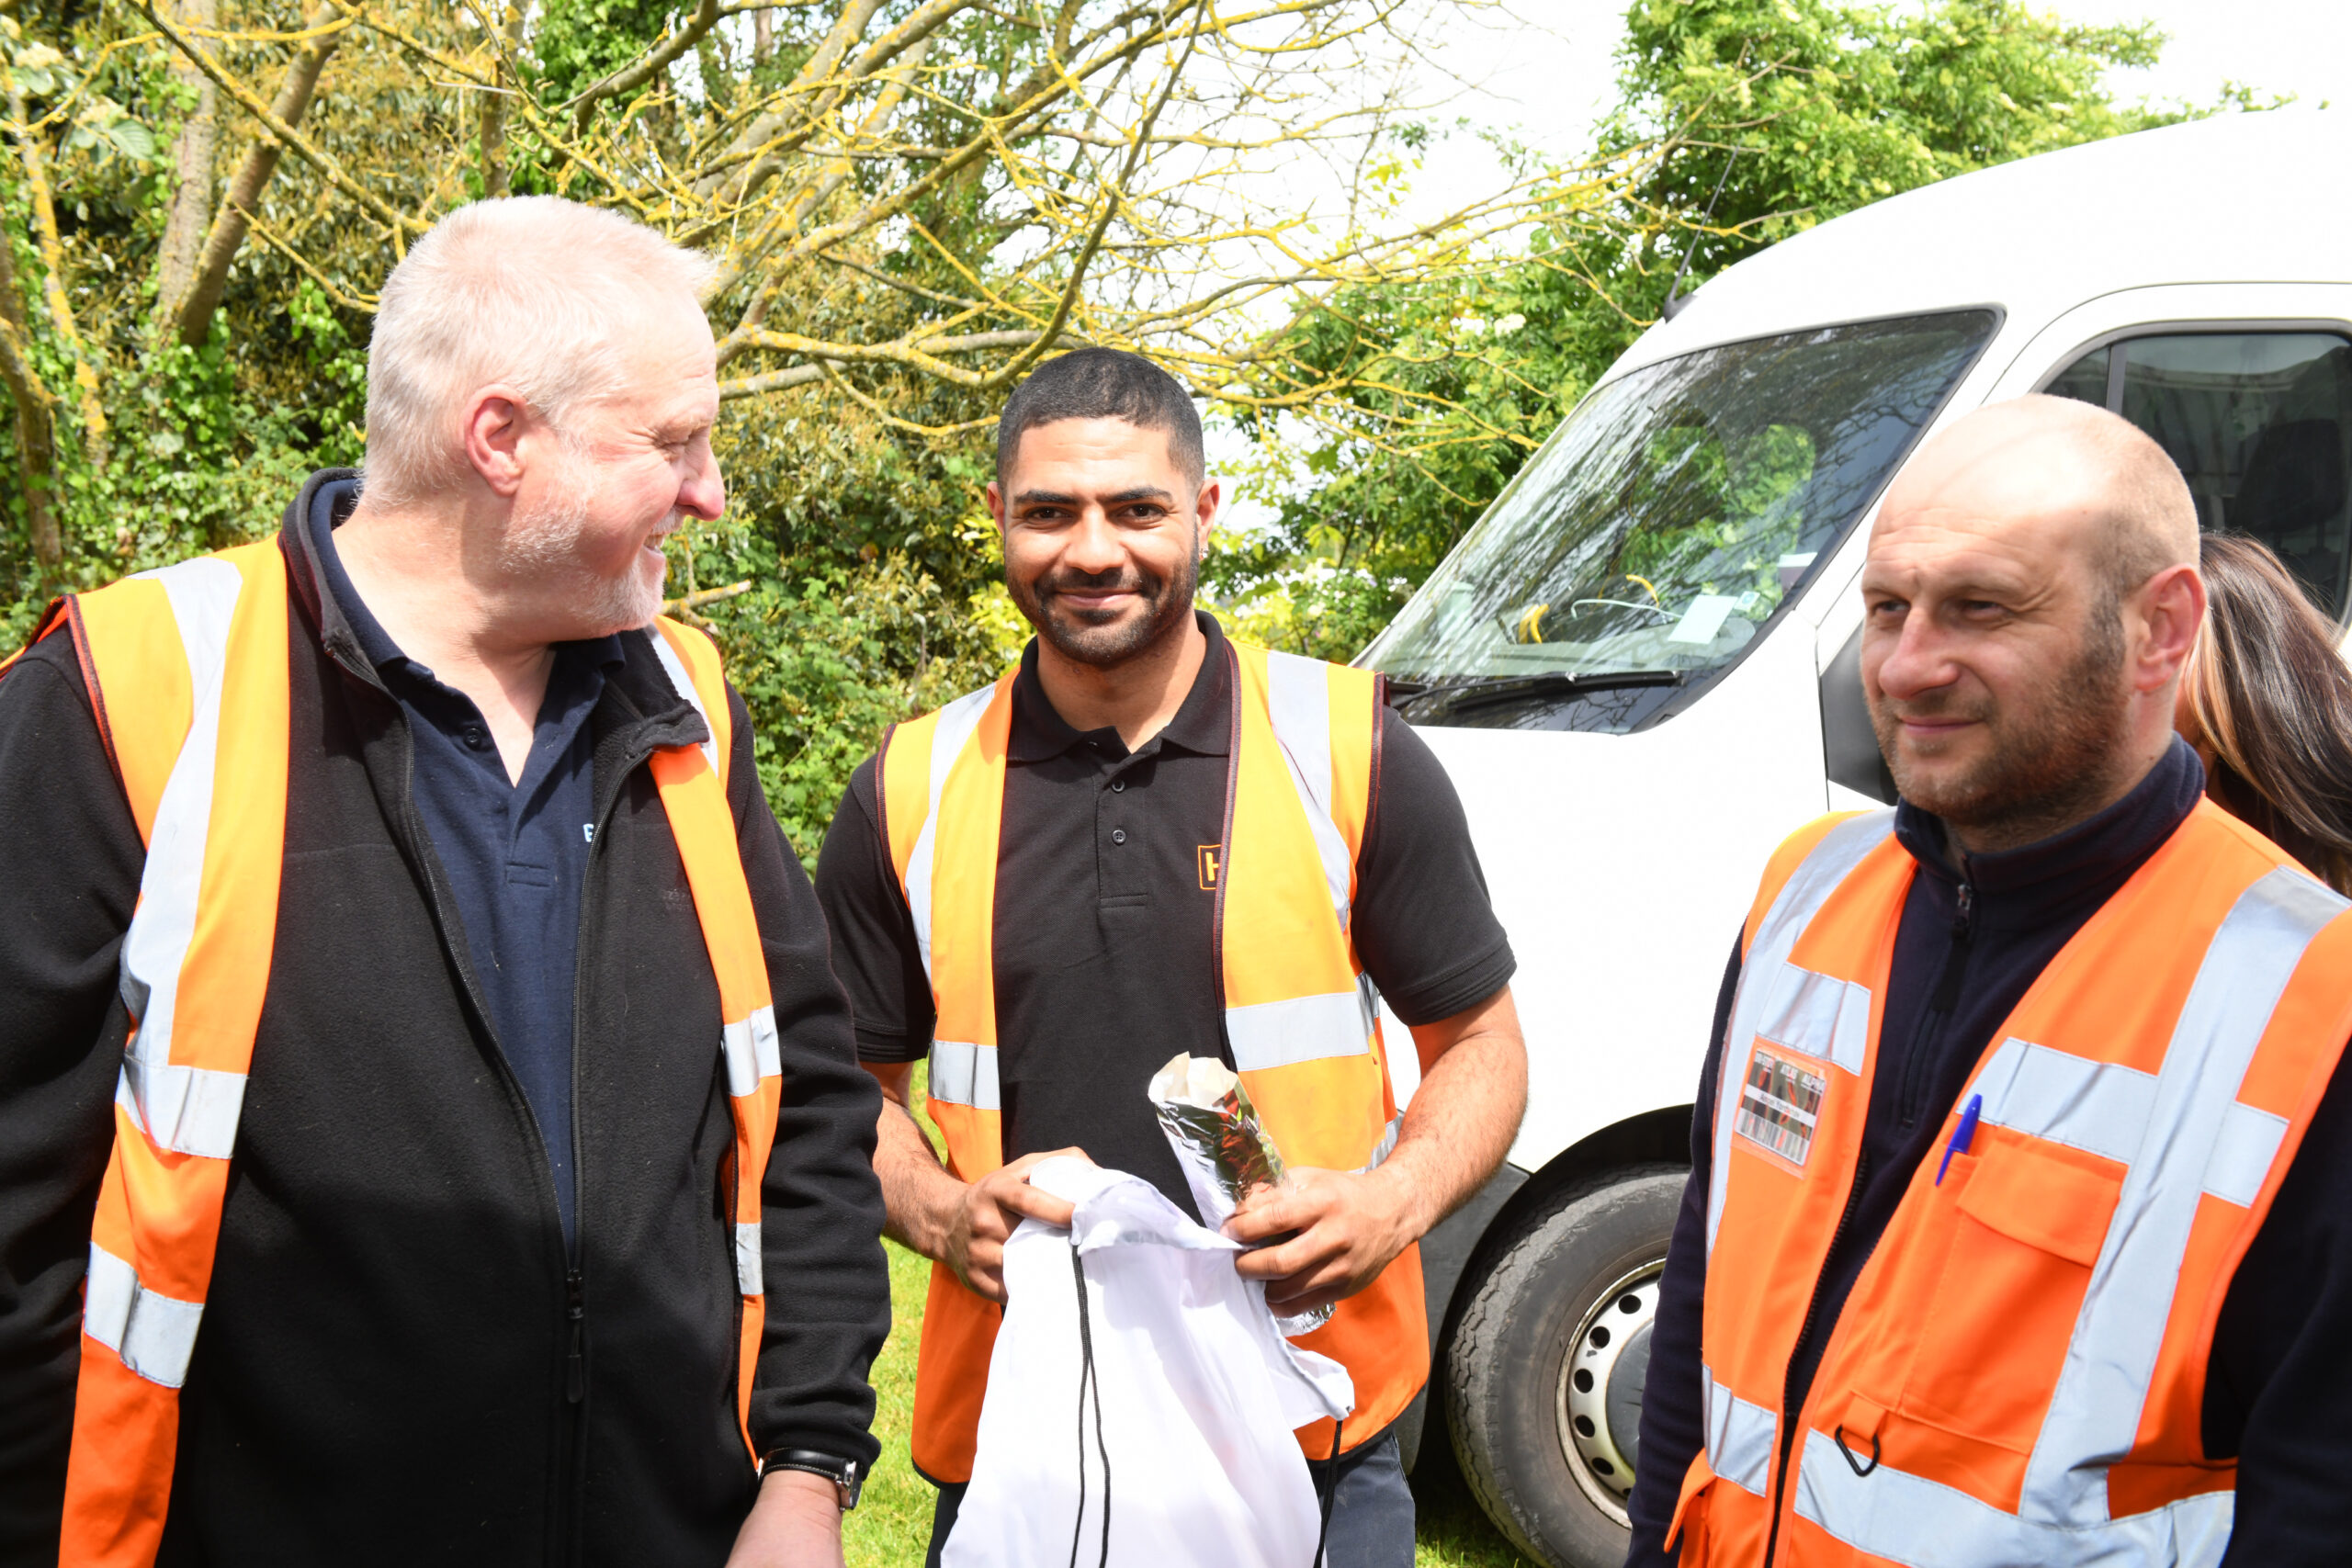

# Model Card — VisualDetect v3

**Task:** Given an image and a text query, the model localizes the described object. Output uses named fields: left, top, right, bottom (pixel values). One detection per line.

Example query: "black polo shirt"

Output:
left=815, top=613, right=1515, bottom=1215
left=307, top=480, right=621, bottom=1247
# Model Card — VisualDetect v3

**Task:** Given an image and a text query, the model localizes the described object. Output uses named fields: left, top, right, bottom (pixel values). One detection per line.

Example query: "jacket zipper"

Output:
left=322, top=594, right=704, bottom=1567
left=564, top=1270, right=586, bottom=1402
left=552, top=733, right=646, bottom=1565
left=1895, top=878, right=1975, bottom=1130
left=1764, top=874, right=1974, bottom=1564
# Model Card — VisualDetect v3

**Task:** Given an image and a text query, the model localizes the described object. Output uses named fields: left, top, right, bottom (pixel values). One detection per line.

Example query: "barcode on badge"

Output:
left=1736, top=1045, right=1827, bottom=1168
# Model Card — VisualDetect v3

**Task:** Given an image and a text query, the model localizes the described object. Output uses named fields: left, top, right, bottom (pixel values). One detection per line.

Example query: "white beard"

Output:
left=497, top=459, right=671, bottom=634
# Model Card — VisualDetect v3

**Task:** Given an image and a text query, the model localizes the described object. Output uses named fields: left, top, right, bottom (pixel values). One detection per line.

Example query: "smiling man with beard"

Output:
left=1624, top=395, right=2352, bottom=1568
left=815, top=348, right=1528, bottom=1565
left=0, top=197, right=889, bottom=1567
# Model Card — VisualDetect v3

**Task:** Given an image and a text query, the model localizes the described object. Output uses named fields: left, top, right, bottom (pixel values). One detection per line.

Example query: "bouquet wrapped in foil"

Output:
left=1148, top=1053, right=1333, bottom=1335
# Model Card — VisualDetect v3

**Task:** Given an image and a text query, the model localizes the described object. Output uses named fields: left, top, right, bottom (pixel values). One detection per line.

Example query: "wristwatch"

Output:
left=763, top=1449, right=865, bottom=1510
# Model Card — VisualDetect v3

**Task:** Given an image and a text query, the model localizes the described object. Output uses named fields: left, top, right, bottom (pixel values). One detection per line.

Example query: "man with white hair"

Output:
left=0, top=197, right=888, bottom=1565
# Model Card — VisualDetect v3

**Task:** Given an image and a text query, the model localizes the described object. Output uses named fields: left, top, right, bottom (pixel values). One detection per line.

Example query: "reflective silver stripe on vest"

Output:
left=734, top=1221, right=764, bottom=1298
left=1703, top=1369, right=1777, bottom=1496
left=902, top=682, right=999, bottom=984
left=1972, top=1038, right=2154, bottom=1165
left=1756, top=964, right=1872, bottom=1075
left=2205, top=1101, right=2289, bottom=1208
left=1227, top=989, right=1372, bottom=1070
left=1972, top=1038, right=2295, bottom=1208
left=1263, top=650, right=1352, bottom=932
left=1707, top=812, right=1896, bottom=1253
left=722, top=1003, right=781, bottom=1099
left=1792, top=1427, right=2233, bottom=1568
left=115, top=556, right=250, bottom=1162
left=84, top=1242, right=204, bottom=1389
left=2018, top=866, right=2346, bottom=1528
left=647, top=626, right=719, bottom=775
left=927, top=1038, right=1001, bottom=1111
left=1361, top=1114, right=1402, bottom=1173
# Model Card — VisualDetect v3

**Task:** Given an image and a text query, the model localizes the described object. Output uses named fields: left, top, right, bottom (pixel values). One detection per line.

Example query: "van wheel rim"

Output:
left=1556, top=1259, right=1664, bottom=1527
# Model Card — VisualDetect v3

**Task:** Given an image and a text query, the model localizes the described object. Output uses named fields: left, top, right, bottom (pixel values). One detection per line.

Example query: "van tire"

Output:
left=1445, top=1163, right=1688, bottom=1568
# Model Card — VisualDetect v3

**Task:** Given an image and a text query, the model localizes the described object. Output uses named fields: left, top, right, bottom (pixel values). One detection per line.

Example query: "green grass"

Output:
left=842, top=1068, right=1531, bottom=1566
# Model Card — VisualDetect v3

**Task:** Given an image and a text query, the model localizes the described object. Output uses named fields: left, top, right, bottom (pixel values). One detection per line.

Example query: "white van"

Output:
left=1369, top=110, right=2352, bottom=1567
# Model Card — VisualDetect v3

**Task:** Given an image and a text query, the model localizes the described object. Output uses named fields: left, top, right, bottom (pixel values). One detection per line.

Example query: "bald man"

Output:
left=1624, top=396, right=2352, bottom=1567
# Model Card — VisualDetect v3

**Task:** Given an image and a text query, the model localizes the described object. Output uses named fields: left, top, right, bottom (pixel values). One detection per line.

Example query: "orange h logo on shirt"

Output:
left=1197, top=844, right=1222, bottom=890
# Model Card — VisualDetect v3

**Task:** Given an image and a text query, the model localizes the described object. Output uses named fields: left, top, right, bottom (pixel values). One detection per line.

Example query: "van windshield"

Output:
left=1365, top=310, right=1997, bottom=730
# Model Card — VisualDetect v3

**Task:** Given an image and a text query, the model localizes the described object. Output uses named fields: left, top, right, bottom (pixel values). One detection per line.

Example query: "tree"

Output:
left=1216, top=0, right=2208, bottom=660
left=0, top=0, right=1656, bottom=852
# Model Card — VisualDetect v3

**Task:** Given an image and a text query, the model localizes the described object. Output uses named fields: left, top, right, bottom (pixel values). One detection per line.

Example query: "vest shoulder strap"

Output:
left=878, top=676, right=1013, bottom=886
left=1230, top=640, right=1382, bottom=872
left=1743, top=811, right=1872, bottom=955
left=64, top=547, right=286, bottom=843
left=650, top=616, right=733, bottom=795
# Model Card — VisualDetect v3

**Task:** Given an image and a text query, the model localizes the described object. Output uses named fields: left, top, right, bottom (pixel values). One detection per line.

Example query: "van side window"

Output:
left=2045, top=332, right=2352, bottom=619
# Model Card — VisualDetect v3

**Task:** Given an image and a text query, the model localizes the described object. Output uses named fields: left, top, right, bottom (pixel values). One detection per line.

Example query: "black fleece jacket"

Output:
left=0, top=473, right=891, bottom=1566
left=1628, top=740, right=2352, bottom=1567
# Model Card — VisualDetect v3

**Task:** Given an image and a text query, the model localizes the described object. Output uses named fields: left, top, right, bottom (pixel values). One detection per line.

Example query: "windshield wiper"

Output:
left=1394, top=668, right=1684, bottom=716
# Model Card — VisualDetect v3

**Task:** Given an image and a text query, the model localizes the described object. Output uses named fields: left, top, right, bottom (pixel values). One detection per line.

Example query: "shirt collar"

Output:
left=1893, top=735, right=2206, bottom=911
left=304, top=476, right=627, bottom=683
left=1007, top=610, right=1233, bottom=762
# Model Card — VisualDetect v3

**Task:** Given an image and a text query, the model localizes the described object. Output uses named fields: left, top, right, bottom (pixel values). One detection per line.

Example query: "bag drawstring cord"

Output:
left=1068, top=1240, right=1343, bottom=1568
left=1312, top=1414, right=1344, bottom=1566
left=1069, top=1246, right=1113, bottom=1568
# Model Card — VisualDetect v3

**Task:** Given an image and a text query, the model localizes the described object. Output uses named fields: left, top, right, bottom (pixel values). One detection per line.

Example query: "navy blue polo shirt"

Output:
left=309, top=481, right=620, bottom=1247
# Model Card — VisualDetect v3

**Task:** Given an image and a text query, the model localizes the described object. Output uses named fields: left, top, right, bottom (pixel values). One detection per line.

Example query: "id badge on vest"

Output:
left=1735, top=1043, right=1827, bottom=1168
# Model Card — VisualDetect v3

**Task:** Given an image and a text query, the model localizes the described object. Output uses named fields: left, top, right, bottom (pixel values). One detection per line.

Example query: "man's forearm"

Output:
left=1373, top=1028, right=1528, bottom=1237
left=862, top=1070, right=1079, bottom=1304
left=872, top=1100, right=966, bottom=1260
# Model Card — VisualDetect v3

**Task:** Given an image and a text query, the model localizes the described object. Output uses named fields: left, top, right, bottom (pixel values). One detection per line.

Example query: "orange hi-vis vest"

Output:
left=877, top=639, right=1425, bottom=1483
left=1669, top=802, right=2352, bottom=1568
left=13, top=542, right=784, bottom=1568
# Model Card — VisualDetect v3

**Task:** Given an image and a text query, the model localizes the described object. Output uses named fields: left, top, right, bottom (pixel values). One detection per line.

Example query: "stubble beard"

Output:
left=1871, top=602, right=2136, bottom=852
left=499, top=452, right=671, bottom=635
left=1008, top=532, right=1199, bottom=669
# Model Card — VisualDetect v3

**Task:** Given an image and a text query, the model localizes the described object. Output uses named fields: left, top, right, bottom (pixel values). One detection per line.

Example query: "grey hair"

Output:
left=360, top=197, right=718, bottom=505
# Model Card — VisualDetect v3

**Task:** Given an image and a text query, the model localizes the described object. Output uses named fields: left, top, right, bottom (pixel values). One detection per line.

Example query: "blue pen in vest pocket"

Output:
left=1935, top=1093, right=1983, bottom=1186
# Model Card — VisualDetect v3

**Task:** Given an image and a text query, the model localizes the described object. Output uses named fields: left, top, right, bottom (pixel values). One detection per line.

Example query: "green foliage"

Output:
left=673, top=406, right=1014, bottom=853
left=0, top=0, right=2264, bottom=871
left=1611, top=0, right=2177, bottom=268
left=1220, top=0, right=2213, bottom=661
left=529, top=0, right=686, bottom=100
left=0, top=4, right=1030, bottom=866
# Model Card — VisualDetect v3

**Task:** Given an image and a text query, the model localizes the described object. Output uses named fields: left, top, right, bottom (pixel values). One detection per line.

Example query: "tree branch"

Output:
left=140, top=1, right=426, bottom=333
left=477, top=1, right=526, bottom=198
left=161, top=2, right=349, bottom=346
left=153, top=0, right=221, bottom=328
left=565, top=0, right=722, bottom=136
left=0, top=227, right=61, bottom=572
left=6, top=84, right=106, bottom=466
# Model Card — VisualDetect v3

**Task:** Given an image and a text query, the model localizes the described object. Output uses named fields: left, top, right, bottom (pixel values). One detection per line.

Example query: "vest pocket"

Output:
left=1897, top=1140, right=2123, bottom=1453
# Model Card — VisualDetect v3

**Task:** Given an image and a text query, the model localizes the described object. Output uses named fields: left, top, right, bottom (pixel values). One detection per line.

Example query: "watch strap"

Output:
left=762, top=1448, right=864, bottom=1510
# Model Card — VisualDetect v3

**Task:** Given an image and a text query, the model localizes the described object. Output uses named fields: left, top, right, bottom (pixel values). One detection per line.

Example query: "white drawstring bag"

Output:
left=941, top=1156, right=1355, bottom=1568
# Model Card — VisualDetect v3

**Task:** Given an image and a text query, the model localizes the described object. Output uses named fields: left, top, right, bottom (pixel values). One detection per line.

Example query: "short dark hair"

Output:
left=995, top=347, right=1204, bottom=489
